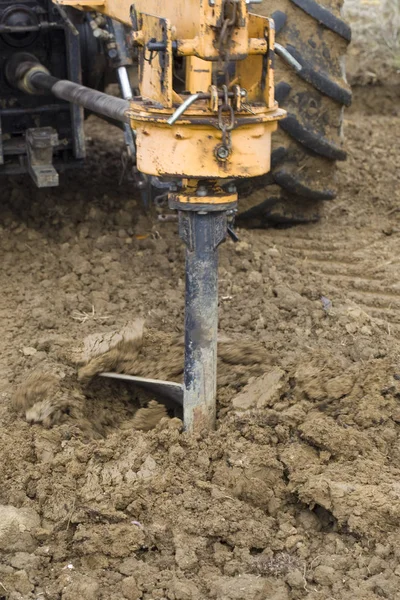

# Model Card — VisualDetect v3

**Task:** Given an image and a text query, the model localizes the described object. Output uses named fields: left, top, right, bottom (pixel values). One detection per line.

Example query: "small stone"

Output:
left=313, top=565, right=336, bottom=586
left=0, top=565, right=14, bottom=575
left=13, top=570, right=34, bottom=595
left=286, top=568, right=305, bottom=589
left=345, top=322, right=358, bottom=334
left=285, top=535, right=304, bottom=550
left=22, top=347, right=37, bottom=356
left=39, top=316, right=56, bottom=330
left=234, top=241, right=251, bottom=255
left=296, top=510, right=322, bottom=532
left=35, top=546, right=51, bottom=557
left=368, top=556, right=385, bottom=575
left=273, top=285, right=307, bottom=311
left=248, top=271, right=263, bottom=286
left=62, top=575, right=100, bottom=600
left=170, top=579, right=200, bottom=600
left=35, top=528, right=52, bottom=542
left=175, top=545, right=198, bottom=571
left=121, top=576, right=141, bottom=600
left=118, top=557, right=140, bottom=576
left=360, top=325, right=372, bottom=336
left=95, top=234, right=116, bottom=252
left=9, top=552, right=40, bottom=571
left=70, top=257, right=91, bottom=276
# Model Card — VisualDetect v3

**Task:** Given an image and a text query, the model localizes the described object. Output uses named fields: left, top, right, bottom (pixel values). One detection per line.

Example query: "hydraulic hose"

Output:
left=29, top=70, right=131, bottom=124
left=7, top=55, right=131, bottom=125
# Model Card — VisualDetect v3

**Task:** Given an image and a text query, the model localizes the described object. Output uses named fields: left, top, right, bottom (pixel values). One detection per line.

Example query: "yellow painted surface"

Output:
left=131, top=119, right=279, bottom=179
left=172, top=191, right=238, bottom=206
left=185, top=57, right=212, bottom=95
left=55, top=0, right=216, bottom=36
left=54, top=0, right=286, bottom=184
left=139, top=13, right=173, bottom=107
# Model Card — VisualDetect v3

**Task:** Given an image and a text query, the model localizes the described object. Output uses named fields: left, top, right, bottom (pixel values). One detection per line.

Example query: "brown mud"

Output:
left=1, top=85, right=400, bottom=599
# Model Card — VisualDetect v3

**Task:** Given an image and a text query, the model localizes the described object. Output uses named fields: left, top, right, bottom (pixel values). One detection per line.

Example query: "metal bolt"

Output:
left=216, top=146, right=229, bottom=160
left=196, top=186, right=208, bottom=197
left=158, top=214, right=178, bottom=222
left=227, top=183, right=237, bottom=194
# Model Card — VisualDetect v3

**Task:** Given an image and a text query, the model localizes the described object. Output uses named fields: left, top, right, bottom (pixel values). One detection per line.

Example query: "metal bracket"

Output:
left=179, top=210, right=228, bottom=253
left=26, top=127, right=59, bottom=187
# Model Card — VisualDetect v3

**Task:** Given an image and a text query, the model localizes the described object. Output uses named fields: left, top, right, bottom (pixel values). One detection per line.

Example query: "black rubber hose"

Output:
left=29, top=70, right=131, bottom=124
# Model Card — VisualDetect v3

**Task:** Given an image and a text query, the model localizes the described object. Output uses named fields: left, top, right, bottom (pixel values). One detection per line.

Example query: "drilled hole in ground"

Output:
left=313, top=504, right=338, bottom=532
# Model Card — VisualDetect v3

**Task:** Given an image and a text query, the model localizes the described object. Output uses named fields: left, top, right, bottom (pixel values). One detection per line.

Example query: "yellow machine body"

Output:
left=131, top=115, right=278, bottom=179
left=55, top=0, right=285, bottom=186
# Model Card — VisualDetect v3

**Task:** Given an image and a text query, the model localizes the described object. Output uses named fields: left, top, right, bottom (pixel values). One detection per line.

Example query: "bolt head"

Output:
left=216, top=145, right=230, bottom=160
left=196, top=186, right=208, bottom=197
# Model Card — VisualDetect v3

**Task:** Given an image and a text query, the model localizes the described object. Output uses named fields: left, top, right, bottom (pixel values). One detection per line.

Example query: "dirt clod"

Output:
left=0, top=506, right=40, bottom=553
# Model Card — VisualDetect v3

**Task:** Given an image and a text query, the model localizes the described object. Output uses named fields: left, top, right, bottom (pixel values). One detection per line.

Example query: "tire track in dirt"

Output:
left=268, top=225, right=400, bottom=331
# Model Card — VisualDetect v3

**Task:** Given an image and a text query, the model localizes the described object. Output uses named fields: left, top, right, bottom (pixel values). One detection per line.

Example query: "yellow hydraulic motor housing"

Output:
left=56, top=0, right=284, bottom=181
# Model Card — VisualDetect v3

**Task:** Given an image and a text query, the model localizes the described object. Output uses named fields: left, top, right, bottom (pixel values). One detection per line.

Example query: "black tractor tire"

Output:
left=237, top=0, right=351, bottom=226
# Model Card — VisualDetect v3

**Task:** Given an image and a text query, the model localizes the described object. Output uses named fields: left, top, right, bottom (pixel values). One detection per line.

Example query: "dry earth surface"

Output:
left=344, top=0, right=400, bottom=85
left=1, top=84, right=400, bottom=599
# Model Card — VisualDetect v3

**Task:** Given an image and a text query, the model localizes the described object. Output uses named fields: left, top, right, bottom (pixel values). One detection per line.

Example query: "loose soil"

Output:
left=1, top=85, right=400, bottom=600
